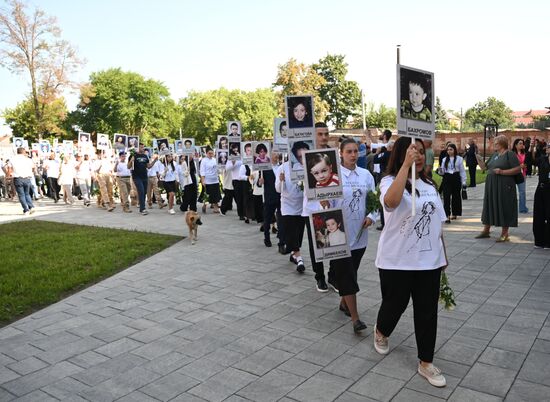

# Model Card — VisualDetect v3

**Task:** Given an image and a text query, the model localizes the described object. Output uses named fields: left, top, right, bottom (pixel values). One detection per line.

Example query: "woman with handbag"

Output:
left=439, top=143, right=466, bottom=223
left=475, top=135, right=521, bottom=242
left=530, top=141, right=550, bottom=248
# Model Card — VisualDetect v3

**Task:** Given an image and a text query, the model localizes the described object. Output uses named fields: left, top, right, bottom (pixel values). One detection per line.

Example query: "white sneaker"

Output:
left=418, top=363, right=446, bottom=387
left=169, top=209, right=175, bottom=215
left=23, top=211, right=30, bottom=216
left=29, top=208, right=35, bottom=215
left=374, top=324, right=389, bottom=355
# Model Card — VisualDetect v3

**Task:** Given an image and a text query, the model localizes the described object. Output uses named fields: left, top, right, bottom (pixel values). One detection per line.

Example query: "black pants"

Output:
left=376, top=268, right=442, bottom=363
left=442, top=172, right=462, bottom=217
left=263, top=201, right=284, bottom=246
left=205, top=183, right=221, bottom=204
left=253, top=195, right=264, bottom=222
left=220, top=188, right=234, bottom=213
left=468, top=165, right=477, bottom=187
left=329, top=248, right=366, bottom=296
left=283, top=215, right=305, bottom=252
left=47, top=177, right=60, bottom=201
left=180, top=183, right=197, bottom=212
left=533, top=183, right=550, bottom=248
left=305, top=219, right=334, bottom=282
left=233, top=180, right=246, bottom=218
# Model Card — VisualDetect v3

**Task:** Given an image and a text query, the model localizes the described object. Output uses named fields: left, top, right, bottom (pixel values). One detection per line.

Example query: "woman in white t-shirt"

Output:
left=373, top=137, right=448, bottom=389
left=58, top=155, right=76, bottom=205
left=162, top=154, right=178, bottom=215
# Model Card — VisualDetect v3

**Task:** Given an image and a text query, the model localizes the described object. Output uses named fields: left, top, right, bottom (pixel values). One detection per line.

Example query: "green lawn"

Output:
left=431, top=162, right=487, bottom=188
left=0, top=220, right=182, bottom=325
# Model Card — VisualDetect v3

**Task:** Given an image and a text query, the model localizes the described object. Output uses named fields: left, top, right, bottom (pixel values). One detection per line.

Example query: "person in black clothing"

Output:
left=180, top=155, right=197, bottom=212
left=531, top=141, right=550, bottom=248
left=261, top=152, right=285, bottom=251
left=465, top=139, right=478, bottom=187
left=373, top=141, right=393, bottom=230
left=524, top=138, right=533, bottom=177
left=128, top=143, right=157, bottom=215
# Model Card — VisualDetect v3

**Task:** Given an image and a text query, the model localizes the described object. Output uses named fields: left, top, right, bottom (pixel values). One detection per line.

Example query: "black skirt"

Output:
left=163, top=180, right=177, bottom=193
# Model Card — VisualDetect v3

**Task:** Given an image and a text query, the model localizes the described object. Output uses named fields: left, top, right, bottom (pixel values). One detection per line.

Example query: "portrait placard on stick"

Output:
left=217, top=150, right=228, bottom=167
left=273, top=117, right=288, bottom=152
left=97, top=134, right=109, bottom=150
left=309, top=208, right=351, bottom=262
left=303, top=148, right=343, bottom=200
left=241, top=141, right=253, bottom=165
left=181, top=138, right=195, bottom=155
left=39, top=140, right=51, bottom=155
left=78, top=132, right=91, bottom=149
left=228, top=139, right=241, bottom=161
left=63, top=140, right=74, bottom=155
left=127, top=135, right=139, bottom=151
left=252, top=141, right=271, bottom=171
left=397, top=64, right=435, bottom=141
left=12, top=137, right=24, bottom=149
left=156, top=138, right=170, bottom=155
left=288, top=138, right=314, bottom=182
left=227, top=121, right=242, bottom=137
left=113, top=134, right=127, bottom=152
left=217, top=135, right=228, bottom=151
left=285, top=95, right=315, bottom=143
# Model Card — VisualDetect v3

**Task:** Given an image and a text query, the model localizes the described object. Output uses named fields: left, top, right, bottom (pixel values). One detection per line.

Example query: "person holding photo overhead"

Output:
left=374, top=137, right=448, bottom=388
left=329, top=138, right=377, bottom=333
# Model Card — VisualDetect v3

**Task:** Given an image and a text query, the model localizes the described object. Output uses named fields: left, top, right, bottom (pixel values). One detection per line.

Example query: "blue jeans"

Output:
left=14, top=177, right=34, bottom=212
left=518, top=181, right=528, bottom=213
left=133, top=176, right=148, bottom=212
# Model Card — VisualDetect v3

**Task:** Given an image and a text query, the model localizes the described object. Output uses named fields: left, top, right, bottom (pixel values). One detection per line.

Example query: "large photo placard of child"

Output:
left=303, top=148, right=343, bottom=200
left=397, top=65, right=435, bottom=141
left=309, top=208, right=351, bottom=262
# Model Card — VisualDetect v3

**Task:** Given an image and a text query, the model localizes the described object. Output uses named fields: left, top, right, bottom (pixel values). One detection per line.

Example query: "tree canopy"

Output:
left=0, top=0, right=83, bottom=139
left=464, top=97, right=514, bottom=130
left=180, top=88, right=277, bottom=145
left=69, top=68, right=181, bottom=144
left=313, top=54, right=361, bottom=128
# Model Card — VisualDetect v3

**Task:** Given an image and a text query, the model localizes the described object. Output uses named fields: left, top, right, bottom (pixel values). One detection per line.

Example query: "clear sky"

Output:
left=1, top=0, right=549, bottom=114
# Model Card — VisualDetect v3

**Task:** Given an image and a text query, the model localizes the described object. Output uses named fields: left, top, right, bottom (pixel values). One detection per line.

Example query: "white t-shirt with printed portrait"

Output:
left=375, top=175, right=447, bottom=271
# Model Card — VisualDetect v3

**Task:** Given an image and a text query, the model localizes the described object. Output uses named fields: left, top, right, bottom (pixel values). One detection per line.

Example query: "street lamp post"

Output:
left=483, top=118, right=499, bottom=162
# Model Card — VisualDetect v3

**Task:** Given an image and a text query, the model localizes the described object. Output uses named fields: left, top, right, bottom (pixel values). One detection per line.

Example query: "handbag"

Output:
left=461, top=187, right=468, bottom=200
left=506, top=152, right=525, bottom=184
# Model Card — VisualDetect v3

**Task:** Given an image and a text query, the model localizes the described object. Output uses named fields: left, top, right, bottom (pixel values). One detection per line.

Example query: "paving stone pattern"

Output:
left=0, top=176, right=548, bottom=401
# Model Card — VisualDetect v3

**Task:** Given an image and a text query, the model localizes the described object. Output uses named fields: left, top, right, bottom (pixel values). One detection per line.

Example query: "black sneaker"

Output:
left=376, top=225, right=384, bottom=231
left=260, top=226, right=265, bottom=232
left=296, top=260, right=305, bottom=273
left=264, top=239, right=272, bottom=247
left=316, top=278, right=328, bottom=292
left=327, top=278, right=339, bottom=293
left=353, top=320, right=367, bottom=333
left=289, top=254, right=298, bottom=265
left=278, top=244, right=287, bottom=255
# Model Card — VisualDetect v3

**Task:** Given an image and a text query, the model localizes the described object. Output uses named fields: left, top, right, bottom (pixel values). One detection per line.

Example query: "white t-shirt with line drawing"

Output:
left=375, top=175, right=447, bottom=271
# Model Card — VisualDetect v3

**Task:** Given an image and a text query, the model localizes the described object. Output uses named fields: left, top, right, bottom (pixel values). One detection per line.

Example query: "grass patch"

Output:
left=431, top=161, right=487, bottom=188
left=0, top=220, right=182, bottom=326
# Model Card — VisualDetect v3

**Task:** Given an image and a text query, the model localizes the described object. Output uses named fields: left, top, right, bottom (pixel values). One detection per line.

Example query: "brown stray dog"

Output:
left=185, top=211, right=202, bottom=245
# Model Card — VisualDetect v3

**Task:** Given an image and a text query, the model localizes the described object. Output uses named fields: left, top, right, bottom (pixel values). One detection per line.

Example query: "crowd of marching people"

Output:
left=2, top=122, right=550, bottom=389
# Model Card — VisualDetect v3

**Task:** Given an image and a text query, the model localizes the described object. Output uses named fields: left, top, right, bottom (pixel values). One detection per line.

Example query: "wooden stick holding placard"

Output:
left=396, top=45, right=416, bottom=217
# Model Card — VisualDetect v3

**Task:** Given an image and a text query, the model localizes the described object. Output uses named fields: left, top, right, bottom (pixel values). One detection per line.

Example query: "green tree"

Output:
left=464, top=97, right=514, bottom=130
left=434, top=97, right=451, bottom=130
left=69, top=68, right=182, bottom=144
left=3, top=96, right=69, bottom=140
left=272, top=58, right=328, bottom=121
left=0, top=0, right=83, bottom=140
left=180, top=88, right=277, bottom=145
left=313, top=54, right=361, bottom=128
left=354, top=103, right=396, bottom=129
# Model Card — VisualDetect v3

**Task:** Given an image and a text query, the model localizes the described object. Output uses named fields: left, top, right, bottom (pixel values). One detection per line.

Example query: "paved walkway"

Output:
left=0, top=176, right=549, bottom=401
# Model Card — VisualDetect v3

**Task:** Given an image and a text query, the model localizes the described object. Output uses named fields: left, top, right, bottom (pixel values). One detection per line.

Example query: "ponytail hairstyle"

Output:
left=385, top=137, right=437, bottom=195
left=444, top=143, right=458, bottom=170
left=165, top=154, right=175, bottom=172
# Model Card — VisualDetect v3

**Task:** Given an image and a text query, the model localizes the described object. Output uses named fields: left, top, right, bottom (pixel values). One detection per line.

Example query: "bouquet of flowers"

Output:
left=355, top=187, right=382, bottom=243
left=439, top=271, right=456, bottom=311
